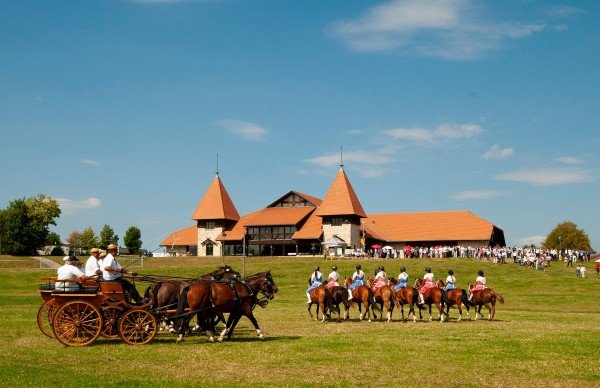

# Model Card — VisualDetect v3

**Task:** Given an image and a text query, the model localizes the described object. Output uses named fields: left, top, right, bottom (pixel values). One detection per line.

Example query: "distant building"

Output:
left=161, top=167, right=505, bottom=256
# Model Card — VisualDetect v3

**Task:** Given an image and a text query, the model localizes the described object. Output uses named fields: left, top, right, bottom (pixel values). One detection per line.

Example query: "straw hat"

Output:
left=107, top=243, right=118, bottom=251
left=99, top=252, right=107, bottom=259
left=90, top=248, right=100, bottom=254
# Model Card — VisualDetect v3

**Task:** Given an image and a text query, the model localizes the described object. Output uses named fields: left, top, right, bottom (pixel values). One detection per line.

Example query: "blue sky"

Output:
left=1, top=0, right=599, bottom=251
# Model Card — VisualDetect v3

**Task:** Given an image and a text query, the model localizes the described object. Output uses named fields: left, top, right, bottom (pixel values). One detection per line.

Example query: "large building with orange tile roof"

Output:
left=160, top=167, right=505, bottom=256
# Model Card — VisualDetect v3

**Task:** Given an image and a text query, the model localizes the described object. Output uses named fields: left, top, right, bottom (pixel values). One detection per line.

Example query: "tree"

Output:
left=99, top=224, right=119, bottom=250
left=46, top=232, right=62, bottom=246
left=543, top=221, right=591, bottom=251
left=123, top=226, right=142, bottom=254
left=66, top=231, right=83, bottom=255
left=0, top=194, right=61, bottom=255
left=80, top=227, right=98, bottom=253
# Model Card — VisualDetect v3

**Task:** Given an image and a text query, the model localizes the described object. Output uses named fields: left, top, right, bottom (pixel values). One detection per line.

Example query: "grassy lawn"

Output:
left=0, top=255, right=598, bottom=386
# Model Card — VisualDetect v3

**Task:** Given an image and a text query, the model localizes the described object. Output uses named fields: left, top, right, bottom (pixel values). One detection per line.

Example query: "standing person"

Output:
left=326, top=265, right=340, bottom=289
left=469, top=270, right=486, bottom=301
left=55, top=256, right=91, bottom=291
left=84, top=248, right=102, bottom=278
left=306, top=266, right=323, bottom=303
left=347, top=264, right=365, bottom=300
left=444, top=269, right=456, bottom=292
left=102, top=243, right=143, bottom=304
left=394, top=266, right=409, bottom=292
left=418, top=268, right=435, bottom=304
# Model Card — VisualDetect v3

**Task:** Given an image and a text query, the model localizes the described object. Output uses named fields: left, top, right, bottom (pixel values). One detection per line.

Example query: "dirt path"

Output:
left=31, top=256, right=60, bottom=270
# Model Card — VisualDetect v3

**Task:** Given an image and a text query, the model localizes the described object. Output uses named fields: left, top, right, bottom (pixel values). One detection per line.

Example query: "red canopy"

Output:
left=371, top=244, right=382, bottom=249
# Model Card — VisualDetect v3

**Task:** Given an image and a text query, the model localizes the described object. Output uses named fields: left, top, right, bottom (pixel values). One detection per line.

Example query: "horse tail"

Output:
left=442, top=290, right=451, bottom=307
left=176, top=285, right=190, bottom=333
left=324, top=291, right=336, bottom=316
left=368, top=289, right=381, bottom=312
left=460, top=289, right=471, bottom=307
left=492, top=290, right=505, bottom=304
left=391, top=287, right=400, bottom=308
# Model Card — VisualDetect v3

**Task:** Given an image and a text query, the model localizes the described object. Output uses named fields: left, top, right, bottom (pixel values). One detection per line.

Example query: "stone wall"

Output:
left=322, top=222, right=361, bottom=249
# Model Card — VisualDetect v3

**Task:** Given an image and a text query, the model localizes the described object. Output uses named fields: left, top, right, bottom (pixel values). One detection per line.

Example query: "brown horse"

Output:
left=436, top=280, right=471, bottom=321
left=175, top=271, right=277, bottom=343
left=344, top=278, right=379, bottom=322
left=327, top=286, right=351, bottom=321
left=414, top=278, right=448, bottom=322
left=389, top=278, right=418, bottom=322
left=367, top=277, right=397, bottom=322
left=308, top=285, right=335, bottom=322
left=468, top=284, right=505, bottom=320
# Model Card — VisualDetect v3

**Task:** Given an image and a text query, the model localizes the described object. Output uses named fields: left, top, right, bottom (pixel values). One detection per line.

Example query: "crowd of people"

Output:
left=54, top=244, right=143, bottom=304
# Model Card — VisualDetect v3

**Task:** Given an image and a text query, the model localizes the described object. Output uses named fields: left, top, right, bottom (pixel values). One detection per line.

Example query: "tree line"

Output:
left=0, top=194, right=143, bottom=256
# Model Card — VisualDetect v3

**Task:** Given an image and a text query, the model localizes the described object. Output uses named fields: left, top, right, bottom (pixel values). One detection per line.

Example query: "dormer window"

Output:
left=206, top=221, right=215, bottom=230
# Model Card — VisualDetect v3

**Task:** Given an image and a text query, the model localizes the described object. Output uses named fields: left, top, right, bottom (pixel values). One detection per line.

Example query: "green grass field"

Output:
left=0, top=255, right=598, bottom=386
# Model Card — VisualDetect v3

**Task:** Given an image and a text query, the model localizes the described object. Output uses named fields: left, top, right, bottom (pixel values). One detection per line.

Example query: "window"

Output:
left=332, top=217, right=342, bottom=226
left=206, top=221, right=215, bottom=230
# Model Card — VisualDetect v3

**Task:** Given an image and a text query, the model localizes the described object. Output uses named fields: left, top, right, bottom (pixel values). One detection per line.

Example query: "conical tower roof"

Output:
left=315, top=167, right=367, bottom=218
left=191, top=175, right=240, bottom=221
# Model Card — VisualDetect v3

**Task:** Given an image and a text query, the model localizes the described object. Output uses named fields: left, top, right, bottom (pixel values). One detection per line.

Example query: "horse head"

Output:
left=344, top=277, right=352, bottom=288
left=388, top=277, right=397, bottom=286
left=249, top=271, right=278, bottom=300
left=414, top=278, right=423, bottom=288
left=436, top=279, right=445, bottom=288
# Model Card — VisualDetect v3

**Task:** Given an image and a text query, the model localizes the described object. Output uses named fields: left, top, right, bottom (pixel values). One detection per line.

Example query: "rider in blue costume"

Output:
left=306, top=266, right=323, bottom=303
left=444, top=269, right=456, bottom=292
left=394, top=266, right=408, bottom=292
left=347, top=264, right=365, bottom=300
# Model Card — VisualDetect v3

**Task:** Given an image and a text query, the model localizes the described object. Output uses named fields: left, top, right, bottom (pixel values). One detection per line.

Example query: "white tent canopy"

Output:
left=322, top=235, right=348, bottom=247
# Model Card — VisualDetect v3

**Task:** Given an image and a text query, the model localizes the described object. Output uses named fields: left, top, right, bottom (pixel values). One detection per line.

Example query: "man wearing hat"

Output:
left=102, top=243, right=143, bottom=304
left=326, top=265, right=340, bottom=289
left=85, top=248, right=102, bottom=278
left=55, top=256, right=90, bottom=291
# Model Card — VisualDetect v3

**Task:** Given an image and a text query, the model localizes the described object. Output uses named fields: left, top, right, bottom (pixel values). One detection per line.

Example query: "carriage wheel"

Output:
left=53, top=301, right=103, bottom=347
left=118, top=309, right=157, bottom=346
left=101, top=306, right=124, bottom=338
left=37, top=299, right=58, bottom=338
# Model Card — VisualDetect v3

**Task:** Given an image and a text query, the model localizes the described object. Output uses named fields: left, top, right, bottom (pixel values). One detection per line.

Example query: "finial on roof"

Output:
left=216, top=153, right=220, bottom=177
left=340, top=146, right=344, bottom=170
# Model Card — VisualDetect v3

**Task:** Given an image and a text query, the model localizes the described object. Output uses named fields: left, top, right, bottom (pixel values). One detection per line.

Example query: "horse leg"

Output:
left=243, top=309, right=265, bottom=340
left=428, top=304, right=433, bottom=321
left=358, top=302, right=363, bottom=321
left=218, top=312, right=239, bottom=342
left=437, top=302, right=444, bottom=322
left=308, top=302, right=314, bottom=319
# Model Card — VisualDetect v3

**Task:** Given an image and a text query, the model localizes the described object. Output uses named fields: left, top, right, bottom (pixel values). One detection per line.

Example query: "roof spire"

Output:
left=340, top=146, right=344, bottom=170
left=216, top=153, right=220, bottom=177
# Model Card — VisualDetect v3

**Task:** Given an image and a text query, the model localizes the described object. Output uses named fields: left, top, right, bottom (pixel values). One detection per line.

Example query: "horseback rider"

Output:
left=372, top=265, right=387, bottom=292
left=306, top=266, right=323, bottom=303
left=469, top=270, right=486, bottom=301
left=393, top=266, right=408, bottom=292
left=326, top=265, right=340, bottom=289
left=444, top=269, right=456, bottom=292
left=418, top=267, right=435, bottom=304
left=347, top=264, right=365, bottom=300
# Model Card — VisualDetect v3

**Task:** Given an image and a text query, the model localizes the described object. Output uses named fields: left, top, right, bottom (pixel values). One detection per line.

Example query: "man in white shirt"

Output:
left=102, top=244, right=143, bottom=304
left=55, top=256, right=89, bottom=291
left=85, top=247, right=102, bottom=277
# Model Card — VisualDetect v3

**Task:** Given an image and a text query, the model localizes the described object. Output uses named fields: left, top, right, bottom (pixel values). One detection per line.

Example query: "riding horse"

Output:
left=368, top=277, right=397, bottom=322
left=343, top=278, right=379, bottom=322
left=176, top=271, right=277, bottom=343
left=468, top=284, right=505, bottom=320
left=327, top=286, right=351, bottom=321
left=414, top=278, right=448, bottom=322
left=388, top=277, right=418, bottom=322
left=436, top=279, right=470, bottom=321
left=308, top=285, right=334, bottom=322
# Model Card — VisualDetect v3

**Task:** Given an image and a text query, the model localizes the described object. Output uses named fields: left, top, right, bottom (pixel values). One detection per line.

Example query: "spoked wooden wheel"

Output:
left=118, top=309, right=158, bottom=346
left=101, top=306, right=124, bottom=338
left=53, top=300, right=103, bottom=347
left=37, top=299, right=58, bottom=338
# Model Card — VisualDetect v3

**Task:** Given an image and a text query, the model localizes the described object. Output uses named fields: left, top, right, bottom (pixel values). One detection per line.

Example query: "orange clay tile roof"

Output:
left=191, top=175, right=240, bottom=221
left=364, top=210, right=497, bottom=242
left=217, top=210, right=261, bottom=241
left=160, top=225, right=197, bottom=247
left=247, top=206, right=314, bottom=226
left=315, top=168, right=367, bottom=218
left=292, top=212, right=323, bottom=240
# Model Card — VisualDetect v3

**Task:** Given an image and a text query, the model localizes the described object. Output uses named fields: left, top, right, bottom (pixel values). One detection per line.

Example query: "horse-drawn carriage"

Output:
left=37, top=277, right=159, bottom=347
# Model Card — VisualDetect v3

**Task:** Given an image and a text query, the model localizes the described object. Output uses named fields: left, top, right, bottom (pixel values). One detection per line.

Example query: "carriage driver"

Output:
left=306, top=266, right=323, bottom=303
left=102, top=243, right=143, bottom=304
left=393, top=266, right=408, bottom=292
left=55, top=256, right=92, bottom=291
left=347, top=264, right=365, bottom=300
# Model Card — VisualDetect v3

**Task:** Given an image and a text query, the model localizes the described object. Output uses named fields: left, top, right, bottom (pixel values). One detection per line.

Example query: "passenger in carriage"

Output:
left=306, top=266, right=323, bottom=303
left=468, top=270, right=486, bottom=301
left=417, top=267, right=435, bottom=304
left=347, top=264, right=365, bottom=300
left=393, top=266, right=408, bottom=292
left=326, top=265, right=340, bottom=289
left=84, top=247, right=103, bottom=278
left=55, top=256, right=92, bottom=291
left=102, top=243, right=143, bottom=304
left=444, top=269, right=456, bottom=292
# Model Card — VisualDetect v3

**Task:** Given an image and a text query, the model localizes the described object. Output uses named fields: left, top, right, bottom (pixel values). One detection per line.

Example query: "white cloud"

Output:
left=347, top=129, right=362, bottom=135
left=516, top=235, right=545, bottom=247
left=303, top=149, right=394, bottom=179
left=495, top=167, right=594, bottom=186
left=218, top=119, right=268, bottom=142
left=382, top=122, right=482, bottom=145
left=55, top=197, right=101, bottom=215
left=482, top=145, right=514, bottom=160
left=555, top=156, right=583, bottom=165
left=80, top=159, right=99, bottom=166
left=330, top=0, right=544, bottom=60
left=548, top=6, right=583, bottom=18
left=450, top=190, right=509, bottom=201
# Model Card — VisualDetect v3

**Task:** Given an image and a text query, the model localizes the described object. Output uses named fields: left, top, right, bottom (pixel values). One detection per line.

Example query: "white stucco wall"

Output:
left=197, top=226, right=224, bottom=256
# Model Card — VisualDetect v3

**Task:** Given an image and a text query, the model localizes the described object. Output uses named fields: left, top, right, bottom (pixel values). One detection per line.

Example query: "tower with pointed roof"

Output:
left=191, top=171, right=240, bottom=256
left=315, top=156, right=366, bottom=251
